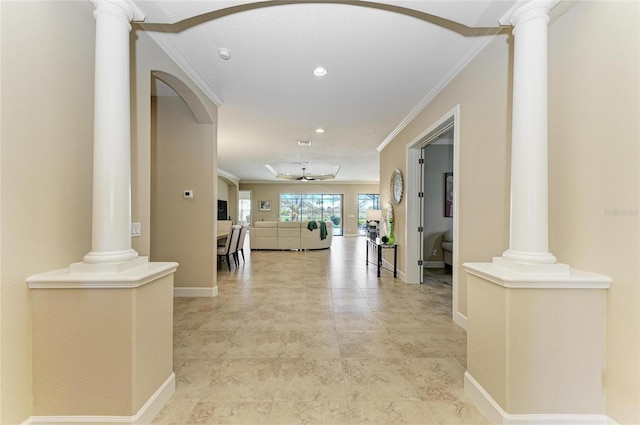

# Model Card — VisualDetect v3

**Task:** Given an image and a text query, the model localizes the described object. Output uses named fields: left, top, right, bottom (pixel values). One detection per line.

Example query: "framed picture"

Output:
left=444, top=172, right=454, bottom=217
left=259, top=200, right=271, bottom=212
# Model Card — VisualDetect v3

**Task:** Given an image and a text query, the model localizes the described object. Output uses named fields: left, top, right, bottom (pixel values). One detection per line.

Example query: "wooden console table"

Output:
left=366, top=238, right=397, bottom=278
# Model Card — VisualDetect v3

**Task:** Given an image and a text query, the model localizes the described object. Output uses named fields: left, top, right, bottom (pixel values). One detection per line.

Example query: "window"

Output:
left=357, top=194, right=380, bottom=235
left=279, top=193, right=343, bottom=236
left=238, top=190, right=251, bottom=225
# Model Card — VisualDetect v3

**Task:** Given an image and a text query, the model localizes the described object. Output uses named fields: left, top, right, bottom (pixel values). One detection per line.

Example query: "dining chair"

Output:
left=217, top=225, right=240, bottom=271
left=235, top=226, right=248, bottom=263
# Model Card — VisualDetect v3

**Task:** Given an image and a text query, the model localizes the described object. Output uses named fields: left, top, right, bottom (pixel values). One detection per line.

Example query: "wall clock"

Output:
left=390, top=169, right=403, bottom=205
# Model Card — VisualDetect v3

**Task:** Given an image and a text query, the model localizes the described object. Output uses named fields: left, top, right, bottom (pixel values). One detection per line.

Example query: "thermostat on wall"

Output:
left=184, top=190, right=194, bottom=198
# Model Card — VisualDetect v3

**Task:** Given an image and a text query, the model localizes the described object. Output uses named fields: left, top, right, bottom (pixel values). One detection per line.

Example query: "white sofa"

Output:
left=251, top=221, right=333, bottom=250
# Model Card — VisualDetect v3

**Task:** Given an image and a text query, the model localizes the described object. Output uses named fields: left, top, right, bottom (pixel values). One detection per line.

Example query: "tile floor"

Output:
left=152, top=237, right=488, bottom=425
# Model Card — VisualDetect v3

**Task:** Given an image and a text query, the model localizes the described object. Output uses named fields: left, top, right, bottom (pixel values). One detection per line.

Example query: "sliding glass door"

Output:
left=279, top=193, right=343, bottom=235
left=357, top=194, right=380, bottom=235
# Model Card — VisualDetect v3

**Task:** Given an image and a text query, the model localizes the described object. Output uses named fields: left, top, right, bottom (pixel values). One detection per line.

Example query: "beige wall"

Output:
left=1, top=1, right=219, bottom=422
left=31, top=275, right=174, bottom=416
left=217, top=178, right=240, bottom=222
left=131, top=28, right=218, bottom=258
left=380, top=30, right=512, bottom=308
left=1, top=2, right=96, bottom=423
left=218, top=178, right=230, bottom=201
left=381, top=1, right=639, bottom=422
left=547, top=2, right=639, bottom=422
left=151, top=96, right=215, bottom=289
left=240, top=183, right=379, bottom=235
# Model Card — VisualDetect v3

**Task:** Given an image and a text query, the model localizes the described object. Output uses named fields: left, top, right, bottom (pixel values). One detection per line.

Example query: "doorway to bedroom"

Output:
left=405, top=105, right=461, bottom=327
left=420, top=137, right=454, bottom=286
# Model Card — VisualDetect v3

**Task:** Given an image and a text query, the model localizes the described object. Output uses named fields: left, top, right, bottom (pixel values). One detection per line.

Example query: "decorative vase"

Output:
left=388, top=221, right=395, bottom=245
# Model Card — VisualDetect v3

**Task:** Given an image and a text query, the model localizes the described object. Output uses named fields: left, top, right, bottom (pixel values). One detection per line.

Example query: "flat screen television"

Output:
left=217, top=200, right=228, bottom=221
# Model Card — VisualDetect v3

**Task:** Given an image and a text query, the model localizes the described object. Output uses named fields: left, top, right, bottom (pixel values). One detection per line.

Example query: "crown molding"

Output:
left=377, top=30, right=499, bottom=152
left=143, top=27, right=224, bottom=106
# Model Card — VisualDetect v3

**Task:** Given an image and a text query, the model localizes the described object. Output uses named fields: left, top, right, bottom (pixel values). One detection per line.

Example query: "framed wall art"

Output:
left=259, top=200, right=272, bottom=211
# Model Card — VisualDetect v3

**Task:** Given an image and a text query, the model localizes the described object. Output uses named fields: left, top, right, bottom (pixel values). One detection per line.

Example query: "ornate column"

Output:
left=27, top=2, right=178, bottom=420
left=82, top=0, right=143, bottom=265
left=496, top=0, right=565, bottom=271
left=463, top=2, right=611, bottom=422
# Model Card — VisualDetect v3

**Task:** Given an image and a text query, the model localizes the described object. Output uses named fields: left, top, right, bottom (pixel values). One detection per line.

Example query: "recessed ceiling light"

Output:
left=297, top=140, right=312, bottom=146
left=218, top=48, right=231, bottom=60
left=315, top=128, right=325, bottom=133
left=313, top=67, right=327, bottom=77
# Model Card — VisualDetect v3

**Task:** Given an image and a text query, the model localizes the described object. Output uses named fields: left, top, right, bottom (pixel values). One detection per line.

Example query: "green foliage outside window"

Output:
left=279, top=193, right=343, bottom=235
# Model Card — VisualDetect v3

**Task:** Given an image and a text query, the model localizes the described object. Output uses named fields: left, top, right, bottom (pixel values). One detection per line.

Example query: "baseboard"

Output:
left=25, top=373, right=175, bottom=425
left=464, top=372, right=612, bottom=425
left=173, top=286, right=217, bottom=297
left=398, top=269, right=407, bottom=282
left=424, top=261, right=445, bottom=268
left=380, top=258, right=404, bottom=281
left=454, top=310, right=468, bottom=330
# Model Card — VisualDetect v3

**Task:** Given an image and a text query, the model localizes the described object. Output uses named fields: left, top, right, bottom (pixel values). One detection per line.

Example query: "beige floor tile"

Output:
left=289, top=298, right=333, bottom=312
left=271, top=311, right=336, bottom=330
left=348, top=401, right=432, bottom=425
left=374, top=312, right=425, bottom=330
left=423, top=389, right=490, bottom=424
left=198, top=311, right=246, bottom=331
left=398, top=358, right=467, bottom=402
left=173, top=330, right=235, bottom=359
left=281, top=330, right=341, bottom=358
left=331, top=298, right=372, bottom=312
left=330, top=288, right=365, bottom=299
left=337, top=331, right=407, bottom=358
left=269, top=401, right=351, bottom=425
left=151, top=398, right=198, bottom=425
left=275, top=359, right=346, bottom=401
left=200, top=358, right=281, bottom=402
left=239, top=310, right=278, bottom=330
left=160, top=237, right=484, bottom=424
left=342, top=358, right=420, bottom=402
left=186, top=401, right=272, bottom=424
left=222, top=330, right=288, bottom=358
left=334, top=312, right=381, bottom=331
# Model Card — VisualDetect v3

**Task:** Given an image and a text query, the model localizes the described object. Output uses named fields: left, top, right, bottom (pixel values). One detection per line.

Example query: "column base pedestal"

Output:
left=463, top=262, right=610, bottom=422
left=493, top=255, right=569, bottom=275
left=27, top=261, right=178, bottom=419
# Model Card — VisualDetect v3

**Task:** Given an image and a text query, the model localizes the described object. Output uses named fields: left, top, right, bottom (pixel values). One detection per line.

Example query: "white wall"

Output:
left=423, top=143, right=453, bottom=264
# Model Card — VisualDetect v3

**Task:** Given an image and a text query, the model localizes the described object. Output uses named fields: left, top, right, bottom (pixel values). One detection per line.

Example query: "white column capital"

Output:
left=91, top=0, right=145, bottom=24
left=499, top=0, right=559, bottom=27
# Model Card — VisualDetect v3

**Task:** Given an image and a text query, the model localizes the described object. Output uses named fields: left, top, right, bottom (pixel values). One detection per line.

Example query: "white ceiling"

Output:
left=137, top=1, right=516, bottom=183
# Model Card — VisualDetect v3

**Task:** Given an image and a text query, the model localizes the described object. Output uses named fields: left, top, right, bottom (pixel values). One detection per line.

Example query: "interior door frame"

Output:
left=405, top=104, right=463, bottom=329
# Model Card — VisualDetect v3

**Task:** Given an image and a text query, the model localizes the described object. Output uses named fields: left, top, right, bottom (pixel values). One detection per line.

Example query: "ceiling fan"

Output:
left=270, top=164, right=339, bottom=181
left=296, top=167, right=315, bottom=181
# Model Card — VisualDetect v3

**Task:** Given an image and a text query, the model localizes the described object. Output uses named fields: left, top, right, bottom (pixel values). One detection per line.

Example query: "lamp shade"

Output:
left=366, top=209, right=382, bottom=221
